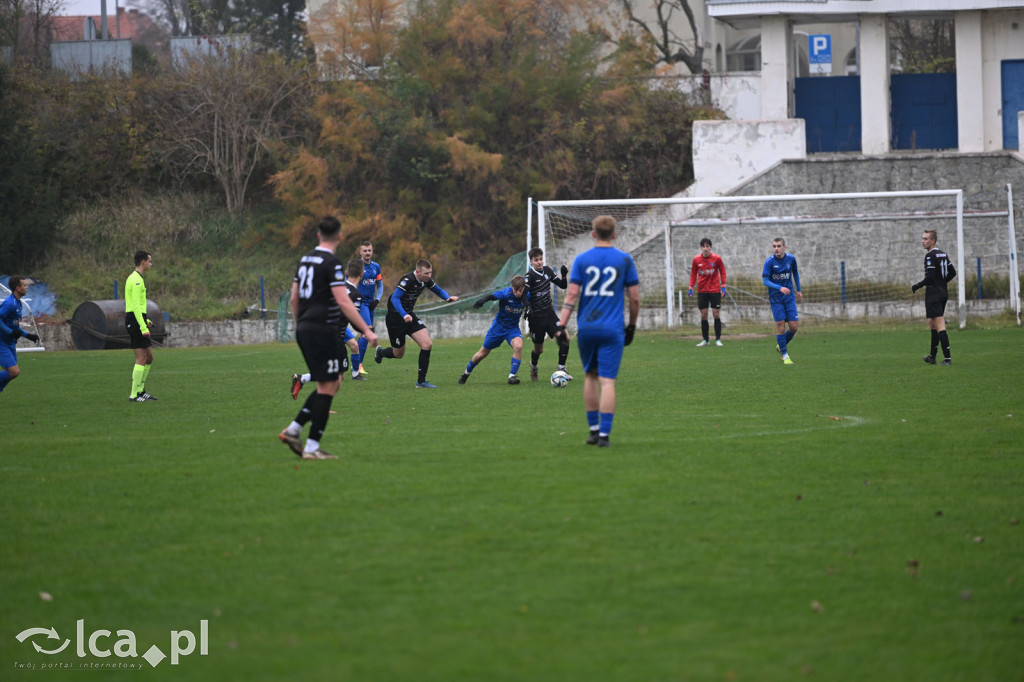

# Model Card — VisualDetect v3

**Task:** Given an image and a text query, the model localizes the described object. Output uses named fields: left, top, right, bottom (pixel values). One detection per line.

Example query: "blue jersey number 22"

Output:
left=584, top=266, right=617, bottom=297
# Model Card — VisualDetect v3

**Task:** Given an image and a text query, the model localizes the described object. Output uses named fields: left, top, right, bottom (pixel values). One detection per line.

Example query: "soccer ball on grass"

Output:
left=550, top=370, right=570, bottom=388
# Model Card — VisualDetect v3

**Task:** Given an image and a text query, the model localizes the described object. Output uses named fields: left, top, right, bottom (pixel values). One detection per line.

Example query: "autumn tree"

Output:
left=272, top=0, right=719, bottom=282
left=1, top=0, right=66, bottom=64
left=142, top=46, right=311, bottom=213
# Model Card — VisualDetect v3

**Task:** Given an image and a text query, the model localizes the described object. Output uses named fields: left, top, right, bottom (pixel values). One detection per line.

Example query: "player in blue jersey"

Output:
left=762, top=237, right=802, bottom=365
left=354, top=241, right=383, bottom=375
left=374, top=259, right=459, bottom=388
left=459, top=275, right=531, bottom=385
left=0, top=276, right=40, bottom=395
left=556, top=216, right=639, bottom=447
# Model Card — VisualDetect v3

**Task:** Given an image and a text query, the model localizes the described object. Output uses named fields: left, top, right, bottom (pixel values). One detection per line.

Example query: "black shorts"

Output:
left=925, top=294, right=948, bottom=320
left=125, top=313, right=152, bottom=349
left=697, top=292, right=722, bottom=310
left=385, top=309, right=427, bottom=349
left=527, top=308, right=562, bottom=345
left=296, top=325, right=348, bottom=382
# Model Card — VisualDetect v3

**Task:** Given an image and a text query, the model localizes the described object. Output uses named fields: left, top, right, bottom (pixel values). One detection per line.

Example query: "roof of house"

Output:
left=49, top=8, right=167, bottom=50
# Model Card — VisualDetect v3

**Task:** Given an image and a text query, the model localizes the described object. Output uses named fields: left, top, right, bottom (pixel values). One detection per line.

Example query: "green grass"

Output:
left=2, top=328, right=1023, bottom=681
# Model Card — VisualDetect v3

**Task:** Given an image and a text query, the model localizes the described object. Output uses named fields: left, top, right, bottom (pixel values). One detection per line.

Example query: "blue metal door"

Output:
left=890, top=73, right=958, bottom=150
left=1002, top=60, right=1024, bottom=150
left=795, top=76, right=861, bottom=152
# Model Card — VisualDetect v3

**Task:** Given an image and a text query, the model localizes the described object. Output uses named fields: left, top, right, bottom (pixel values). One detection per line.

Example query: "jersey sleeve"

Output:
left=624, top=255, right=639, bottom=287
left=429, top=282, right=452, bottom=301
left=762, top=258, right=779, bottom=291
left=689, top=256, right=699, bottom=288
left=716, top=255, right=726, bottom=285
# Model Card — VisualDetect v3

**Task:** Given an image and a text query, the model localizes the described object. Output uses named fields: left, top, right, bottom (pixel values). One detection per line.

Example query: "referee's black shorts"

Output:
left=385, top=309, right=427, bottom=349
left=125, top=313, right=152, bottom=349
left=296, top=325, right=348, bottom=382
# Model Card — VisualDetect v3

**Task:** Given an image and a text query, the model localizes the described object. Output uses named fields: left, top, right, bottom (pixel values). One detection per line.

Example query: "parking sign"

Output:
left=809, top=34, right=831, bottom=74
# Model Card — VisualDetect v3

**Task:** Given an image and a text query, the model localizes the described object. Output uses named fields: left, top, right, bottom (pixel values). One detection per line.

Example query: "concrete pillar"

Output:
left=761, top=16, right=793, bottom=120
left=955, top=11, right=985, bottom=152
left=859, top=15, right=891, bottom=155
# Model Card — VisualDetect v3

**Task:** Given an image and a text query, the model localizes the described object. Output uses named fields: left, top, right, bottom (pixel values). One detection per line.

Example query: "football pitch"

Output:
left=2, top=327, right=1022, bottom=681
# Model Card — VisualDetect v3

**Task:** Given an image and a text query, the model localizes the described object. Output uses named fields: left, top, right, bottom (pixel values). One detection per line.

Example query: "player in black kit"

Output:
left=524, top=248, right=571, bottom=382
left=374, top=259, right=459, bottom=388
left=279, top=217, right=378, bottom=459
left=911, top=228, right=956, bottom=365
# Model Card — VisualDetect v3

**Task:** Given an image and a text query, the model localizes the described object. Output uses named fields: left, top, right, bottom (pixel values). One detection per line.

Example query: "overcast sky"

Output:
left=59, top=0, right=133, bottom=18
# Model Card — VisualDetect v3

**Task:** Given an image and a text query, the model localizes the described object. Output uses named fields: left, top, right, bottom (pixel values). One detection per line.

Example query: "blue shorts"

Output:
left=483, top=325, right=522, bottom=350
left=343, top=326, right=355, bottom=343
left=770, top=298, right=798, bottom=323
left=359, top=304, right=374, bottom=329
left=0, top=341, right=16, bottom=370
left=577, top=328, right=625, bottom=380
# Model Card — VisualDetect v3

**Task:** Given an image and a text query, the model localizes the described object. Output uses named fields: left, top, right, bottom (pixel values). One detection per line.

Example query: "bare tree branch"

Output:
left=618, top=0, right=703, bottom=74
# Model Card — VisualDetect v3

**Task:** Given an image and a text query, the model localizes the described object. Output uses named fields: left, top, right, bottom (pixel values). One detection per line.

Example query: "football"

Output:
left=550, top=370, right=570, bottom=388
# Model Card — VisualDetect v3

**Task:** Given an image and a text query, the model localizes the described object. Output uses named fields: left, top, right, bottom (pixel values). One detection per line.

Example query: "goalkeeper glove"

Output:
left=721, top=286, right=727, bottom=295
left=24, top=332, right=39, bottom=343
left=624, top=324, right=636, bottom=346
left=687, top=288, right=693, bottom=297
left=560, top=265, right=568, bottom=278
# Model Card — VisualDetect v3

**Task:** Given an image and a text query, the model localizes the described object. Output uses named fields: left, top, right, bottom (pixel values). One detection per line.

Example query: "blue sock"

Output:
left=785, top=329, right=795, bottom=343
left=465, top=360, right=476, bottom=374
left=600, top=412, right=614, bottom=436
left=357, top=337, right=368, bottom=364
left=0, top=369, right=8, bottom=392
left=351, top=352, right=361, bottom=370
left=777, top=333, right=788, bottom=355
left=510, top=358, right=521, bottom=376
left=587, top=410, right=599, bottom=430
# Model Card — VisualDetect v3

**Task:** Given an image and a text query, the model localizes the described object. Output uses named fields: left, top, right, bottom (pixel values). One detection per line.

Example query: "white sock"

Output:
left=304, top=438, right=319, bottom=453
left=288, top=422, right=302, bottom=435
left=301, top=373, right=311, bottom=384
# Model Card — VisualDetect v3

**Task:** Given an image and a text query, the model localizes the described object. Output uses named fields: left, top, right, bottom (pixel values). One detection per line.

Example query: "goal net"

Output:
left=0, top=281, right=46, bottom=352
left=532, top=187, right=1021, bottom=330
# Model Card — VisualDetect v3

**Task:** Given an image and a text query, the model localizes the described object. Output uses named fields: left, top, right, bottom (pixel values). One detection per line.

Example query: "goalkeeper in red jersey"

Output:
left=688, top=238, right=727, bottom=347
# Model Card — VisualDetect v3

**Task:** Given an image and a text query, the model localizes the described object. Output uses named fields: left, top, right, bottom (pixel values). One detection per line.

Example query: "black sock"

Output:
left=714, top=318, right=722, bottom=340
left=557, top=344, right=569, bottom=366
left=930, top=329, right=939, bottom=357
left=938, top=330, right=950, bottom=359
left=531, top=351, right=540, bottom=366
left=383, top=347, right=396, bottom=359
left=308, top=392, right=334, bottom=443
left=418, top=349, right=431, bottom=383
left=295, top=391, right=317, bottom=427
left=701, top=320, right=709, bottom=341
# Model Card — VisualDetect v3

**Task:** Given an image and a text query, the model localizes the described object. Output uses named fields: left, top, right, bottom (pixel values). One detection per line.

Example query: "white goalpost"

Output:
left=531, top=187, right=1022, bottom=330
left=0, top=281, right=46, bottom=352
